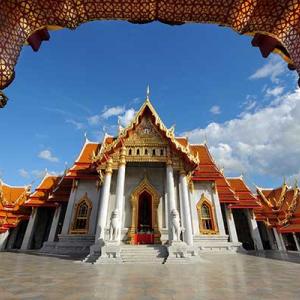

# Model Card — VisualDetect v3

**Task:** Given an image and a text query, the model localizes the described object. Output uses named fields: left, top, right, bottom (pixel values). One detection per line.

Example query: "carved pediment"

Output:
left=125, top=116, right=168, bottom=147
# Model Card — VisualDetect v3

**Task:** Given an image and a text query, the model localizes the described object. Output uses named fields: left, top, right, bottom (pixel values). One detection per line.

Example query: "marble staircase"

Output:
left=120, top=245, right=168, bottom=264
left=193, top=235, right=242, bottom=252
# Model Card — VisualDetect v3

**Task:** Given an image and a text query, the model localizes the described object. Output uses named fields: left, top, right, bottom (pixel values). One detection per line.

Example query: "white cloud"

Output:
left=87, top=115, right=100, bottom=126
left=243, top=95, right=257, bottom=111
left=38, top=150, right=59, bottom=163
left=101, top=106, right=125, bottom=119
left=65, top=119, right=84, bottom=130
left=183, top=88, right=300, bottom=179
left=118, top=109, right=136, bottom=127
left=210, top=105, right=221, bottom=115
left=88, top=106, right=125, bottom=126
left=18, top=168, right=30, bottom=179
left=249, top=55, right=286, bottom=83
left=31, top=169, right=60, bottom=179
left=266, top=86, right=284, bottom=97
left=31, top=170, right=47, bottom=179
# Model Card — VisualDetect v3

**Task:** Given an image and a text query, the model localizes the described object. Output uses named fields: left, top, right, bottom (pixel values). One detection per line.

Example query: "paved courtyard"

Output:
left=0, top=252, right=300, bottom=300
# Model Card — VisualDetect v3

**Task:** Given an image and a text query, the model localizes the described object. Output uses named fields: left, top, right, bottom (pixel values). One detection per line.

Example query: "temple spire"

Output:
left=146, top=85, right=150, bottom=101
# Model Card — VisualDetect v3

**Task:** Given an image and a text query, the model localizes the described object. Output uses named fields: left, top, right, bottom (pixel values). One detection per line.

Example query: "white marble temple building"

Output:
left=1, top=97, right=268, bottom=263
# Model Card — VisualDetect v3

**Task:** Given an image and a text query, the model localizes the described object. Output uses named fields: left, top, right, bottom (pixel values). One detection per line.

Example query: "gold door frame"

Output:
left=128, top=177, right=161, bottom=244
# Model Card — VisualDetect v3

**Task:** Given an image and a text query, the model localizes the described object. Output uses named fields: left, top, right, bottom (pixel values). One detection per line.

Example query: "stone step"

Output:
left=121, top=250, right=166, bottom=254
left=120, top=245, right=167, bottom=264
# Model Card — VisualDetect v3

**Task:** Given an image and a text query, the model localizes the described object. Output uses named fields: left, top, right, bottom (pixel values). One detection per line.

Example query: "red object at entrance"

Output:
left=132, top=233, right=154, bottom=245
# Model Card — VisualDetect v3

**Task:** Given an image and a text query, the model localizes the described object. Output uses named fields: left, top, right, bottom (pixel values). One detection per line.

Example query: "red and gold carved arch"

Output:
left=1, top=0, right=300, bottom=107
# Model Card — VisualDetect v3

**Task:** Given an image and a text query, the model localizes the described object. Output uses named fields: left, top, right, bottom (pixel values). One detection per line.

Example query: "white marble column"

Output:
left=21, top=207, right=38, bottom=250
left=273, top=228, right=285, bottom=251
left=47, top=205, right=62, bottom=242
left=0, top=231, right=9, bottom=251
left=179, top=170, right=193, bottom=246
left=166, top=161, right=176, bottom=212
left=114, top=147, right=126, bottom=243
left=246, top=209, right=264, bottom=250
left=279, top=232, right=287, bottom=251
left=61, top=181, right=78, bottom=235
left=95, top=158, right=113, bottom=244
left=224, top=206, right=238, bottom=243
left=266, top=226, right=277, bottom=250
left=211, top=186, right=226, bottom=236
left=166, top=160, right=181, bottom=242
left=293, top=233, right=300, bottom=251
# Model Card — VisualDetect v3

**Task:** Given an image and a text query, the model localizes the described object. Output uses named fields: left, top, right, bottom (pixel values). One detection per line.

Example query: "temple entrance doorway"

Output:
left=137, top=191, right=154, bottom=244
left=128, top=177, right=161, bottom=245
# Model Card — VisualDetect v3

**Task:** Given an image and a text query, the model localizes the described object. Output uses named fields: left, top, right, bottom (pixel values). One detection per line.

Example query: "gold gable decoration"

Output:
left=93, top=98, right=199, bottom=170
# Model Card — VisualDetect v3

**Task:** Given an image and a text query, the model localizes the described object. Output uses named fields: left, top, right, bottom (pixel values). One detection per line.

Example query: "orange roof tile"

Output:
left=0, top=180, right=31, bottom=233
left=176, top=137, right=188, bottom=147
left=255, top=184, right=300, bottom=229
left=190, top=144, right=238, bottom=203
left=25, top=174, right=60, bottom=207
left=67, top=138, right=100, bottom=178
left=228, top=177, right=261, bottom=208
left=191, top=144, right=222, bottom=181
left=0, top=180, right=30, bottom=211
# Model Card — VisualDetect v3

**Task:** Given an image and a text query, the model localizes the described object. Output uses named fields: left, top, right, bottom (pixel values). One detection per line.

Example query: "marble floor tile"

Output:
left=0, top=251, right=300, bottom=299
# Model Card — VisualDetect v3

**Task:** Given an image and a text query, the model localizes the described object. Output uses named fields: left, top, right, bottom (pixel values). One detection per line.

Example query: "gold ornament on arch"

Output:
left=127, top=176, right=161, bottom=244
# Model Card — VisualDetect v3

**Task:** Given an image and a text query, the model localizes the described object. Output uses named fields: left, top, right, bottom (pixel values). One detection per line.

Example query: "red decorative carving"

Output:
left=1, top=1, right=300, bottom=98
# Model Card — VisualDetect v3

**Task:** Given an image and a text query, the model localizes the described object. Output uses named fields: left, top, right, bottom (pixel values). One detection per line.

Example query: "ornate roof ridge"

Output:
left=93, top=98, right=199, bottom=165
left=34, top=173, right=60, bottom=191
left=189, top=143, right=206, bottom=146
left=0, top=179, right=31, bottom=190
left=227, top=175, right=244, bottom=180
left=74, top=135, right=99, bottom=162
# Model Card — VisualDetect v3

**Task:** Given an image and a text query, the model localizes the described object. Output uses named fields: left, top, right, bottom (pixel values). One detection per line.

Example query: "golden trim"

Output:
left=105, top=158, right=113, bottom=174
left=69, top=193, right=92, bottom=235
left=93, top=99, right=199, bottom=167
left=128, top=177, right=161, bottom=244
left=196, top=193, right=219, bottom=235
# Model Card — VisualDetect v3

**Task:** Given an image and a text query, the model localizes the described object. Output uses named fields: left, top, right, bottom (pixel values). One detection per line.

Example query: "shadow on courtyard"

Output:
left=243, top=250, right=300, bottom=265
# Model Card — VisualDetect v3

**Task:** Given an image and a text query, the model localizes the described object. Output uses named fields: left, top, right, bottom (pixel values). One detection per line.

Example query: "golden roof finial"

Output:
left=294, top=178, right=298, bottom=189
left=283, top=176, right=286, bottom=185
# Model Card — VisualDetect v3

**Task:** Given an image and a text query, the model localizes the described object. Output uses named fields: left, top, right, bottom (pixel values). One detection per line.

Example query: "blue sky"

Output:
left=1, top=21, right=299, bottom=188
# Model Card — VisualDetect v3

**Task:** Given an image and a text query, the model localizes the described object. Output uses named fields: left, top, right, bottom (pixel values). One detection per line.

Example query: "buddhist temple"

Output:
left=1, top=97, right=299, bottom=263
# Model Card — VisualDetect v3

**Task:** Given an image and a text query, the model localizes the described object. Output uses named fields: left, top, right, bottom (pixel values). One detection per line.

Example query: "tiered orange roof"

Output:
left=279, top=187, right=300, bottom=233
left=0, top=180, right=31, bottom=233
left=48, top=174, right=73, bottom=203
left=67, top=138, right=100, bottom=178
left=255, top=182, right=300, bottom=232
left=227, top=177, right=261, bottom=209
left=25, top=174, right=61, bottom=207
left=191, top=144, right=238, bottom=204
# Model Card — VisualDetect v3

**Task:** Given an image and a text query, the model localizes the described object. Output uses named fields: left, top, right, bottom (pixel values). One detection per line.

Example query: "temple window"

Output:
left=70, top=193, right=92, bottom=234
left=129, top=149, right=132, bottom=156
left=197, top=194, right=218, bottom=234
left=201, top=204, right=213, bottom=230
left=160, top=149, right=164, bottom=156
left=152, top=149, right=156, bottom=156
left=137, top=149, right=140, bottom=155
left=145, top=149, right=148, bottom=155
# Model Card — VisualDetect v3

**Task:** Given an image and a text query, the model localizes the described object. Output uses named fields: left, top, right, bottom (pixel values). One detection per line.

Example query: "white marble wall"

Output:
left=68, top=179, right=101, bottom=235
left=63, top=168, right=226, bottom=243
left=189, top=181, right=225, bottom=236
